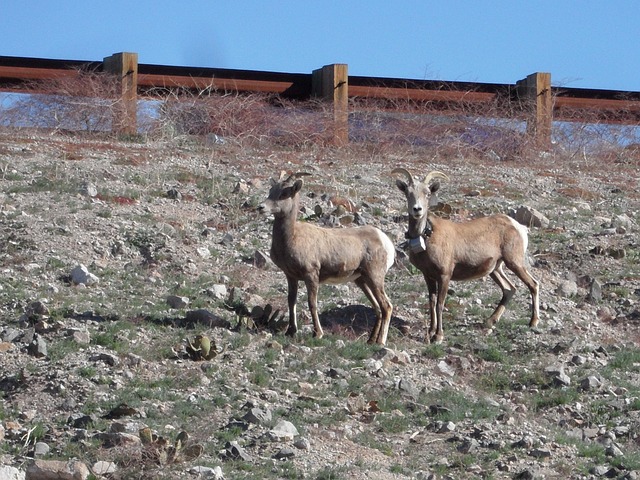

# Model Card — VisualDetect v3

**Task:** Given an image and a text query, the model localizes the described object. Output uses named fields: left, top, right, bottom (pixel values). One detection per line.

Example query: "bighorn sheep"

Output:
left=392, top=168, right=540, bottom=344
left=258, top=173, right=395, bottom=344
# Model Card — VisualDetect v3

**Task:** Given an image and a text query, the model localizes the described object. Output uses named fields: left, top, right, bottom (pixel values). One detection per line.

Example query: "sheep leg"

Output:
left=357, top=279, right=382, bottom=343
left=486, top=264, right=515, bottom=328
left=424, top=276, right=438, bottom=344
left=285, top=276, right=299, bottom=337
left=358, top=278, right=393, bottom=345
left=304, top=278, right=324, bottom=339
left=373, top=288, right=393, bottom=345
left=506, top=263, right=540, bottom=328
left=432, top=277, right=450, bottom=344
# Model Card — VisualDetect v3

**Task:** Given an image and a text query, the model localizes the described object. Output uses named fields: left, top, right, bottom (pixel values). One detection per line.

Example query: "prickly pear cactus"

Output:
left=139, top=428, right=203, bottom=465
left=186, top=334, right=226, bottom=361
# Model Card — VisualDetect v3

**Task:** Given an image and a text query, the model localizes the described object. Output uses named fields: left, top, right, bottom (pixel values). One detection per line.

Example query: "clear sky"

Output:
left=2, top=1, right=639, bottom=91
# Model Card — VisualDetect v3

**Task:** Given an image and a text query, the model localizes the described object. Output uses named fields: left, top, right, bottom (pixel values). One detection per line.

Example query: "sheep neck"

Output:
left=271, top=196, right=301, bottom=244
left=407, top=212, right=433, bottom=239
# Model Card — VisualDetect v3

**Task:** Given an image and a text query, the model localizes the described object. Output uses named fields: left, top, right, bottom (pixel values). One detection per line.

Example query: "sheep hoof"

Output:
left=285, top=327, right=297, bottom=337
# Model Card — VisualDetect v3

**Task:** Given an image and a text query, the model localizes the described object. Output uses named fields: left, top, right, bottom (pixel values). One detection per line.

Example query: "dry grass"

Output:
left=1, top=74, right=639, bottom=173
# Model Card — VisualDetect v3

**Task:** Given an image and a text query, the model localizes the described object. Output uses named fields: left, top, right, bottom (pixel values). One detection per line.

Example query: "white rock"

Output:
left=269, top=420, right=299, bottom=441
left=92, top=461, right=117, bottom=475
left=71, top=264, right=99, bottom=286
left=0, top=465, right=25, bottom=480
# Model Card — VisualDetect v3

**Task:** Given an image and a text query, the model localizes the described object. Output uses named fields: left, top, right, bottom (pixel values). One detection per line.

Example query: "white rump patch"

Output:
left=508, top=217, right=529, bottom=252
left=375, top=229, right=396, bottom=271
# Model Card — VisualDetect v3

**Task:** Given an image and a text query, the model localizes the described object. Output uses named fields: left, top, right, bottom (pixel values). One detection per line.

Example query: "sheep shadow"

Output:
left=318, top=304, right=410, bottom=341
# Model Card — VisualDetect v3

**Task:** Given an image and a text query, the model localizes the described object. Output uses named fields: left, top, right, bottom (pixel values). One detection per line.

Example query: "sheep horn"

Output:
left=391, top=168, right=415, bottom=186
left=282, top=172, right=311, bottom=184
left=423, top=171, right=449, bottom=185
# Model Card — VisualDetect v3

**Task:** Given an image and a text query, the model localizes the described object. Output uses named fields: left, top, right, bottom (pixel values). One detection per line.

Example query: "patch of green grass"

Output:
left=422, top=343, right=446, bottom=359
left=421, top=387, right=501, bottom=423
left=77, top=366, right=97, bottom=379
left=48, top=338, right=83, bottom=363
left=531, top=388, right=580, bottom=412
left=353, top=430, right=394, bottom=456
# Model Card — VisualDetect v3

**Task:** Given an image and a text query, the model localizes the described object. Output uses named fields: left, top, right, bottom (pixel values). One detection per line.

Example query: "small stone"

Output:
left=606, top=444, right=624, bottom=457
left=530, top=448, right=551, bottom=459
left=269, top=420, right=299, bottom=441
left=294, top=437, right=311, bottom=450
left=188, top=466, right=225, bottom=480
left=436, top=360, right=456, bottom=377
left=457, top=438, right=479, bottom=453
left=207, top=284, right=228, bottom=300
left=273, top=447, right=296, bottom=460
left=588, top=278, right=603, bottom=302
left=243, top=407, right=272, bottom=425
left=580, top=375, right=602, bottom=391
left=185, top=309, right=230, bottom=328
left=514, top=206, right=549, bottom=228
left=34, top=442, right=50, bottom=456
left=225, top=441, right=252, bottom=462
left=71, top=264, right=99, bottom=286
left=70, top=329, right=91, bottom=344
left=29, top=335, right=47, bottom=358
left=81, top=182, right=98, bottom=197
left=437, top=421, right=456, bottom=433
left=26, top=459, right=90, bottom=480
left=0, top=465, right=24, bottom=480
left=92, top=461, right=117, bottom=475
left=253, top=250, right=273, bottom=269
left=167, top=295, right=189, bottom=309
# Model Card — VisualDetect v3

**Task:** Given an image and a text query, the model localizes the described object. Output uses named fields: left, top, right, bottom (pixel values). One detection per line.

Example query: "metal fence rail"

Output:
left=1, top=52, right=639, bottom=146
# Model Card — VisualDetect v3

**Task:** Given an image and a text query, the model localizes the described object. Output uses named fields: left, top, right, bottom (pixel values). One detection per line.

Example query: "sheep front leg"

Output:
left=305, top=278, right=324, bottom=339
left=432, top=277, right=450, bottom=344
left=285, top=276, right=299, bottom=337
left=424, top=276, right=438, bottom=344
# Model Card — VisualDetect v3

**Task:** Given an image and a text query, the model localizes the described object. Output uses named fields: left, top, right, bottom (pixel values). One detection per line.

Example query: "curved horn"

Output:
left=283, top=172, right=312, bottom=183
left=391, top=168, right=415, bottom=186
left=423, top=171, right=449, bottom=185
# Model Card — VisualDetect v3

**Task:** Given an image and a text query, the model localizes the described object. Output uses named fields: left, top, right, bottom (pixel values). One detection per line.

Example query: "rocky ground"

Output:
left=0, top=129, right=639, bottom=480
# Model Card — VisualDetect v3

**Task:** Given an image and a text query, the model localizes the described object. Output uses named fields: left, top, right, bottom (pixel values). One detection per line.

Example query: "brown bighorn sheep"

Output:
left=392, top=168, right=540, bottom=344
left=258, top=173, right=395, bottom=344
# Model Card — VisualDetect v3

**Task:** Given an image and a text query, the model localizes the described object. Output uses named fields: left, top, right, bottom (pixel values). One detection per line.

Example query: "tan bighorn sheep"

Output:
left=392, top=167, right=540, bottom=344
left=258, top=172, right=395, bottom=345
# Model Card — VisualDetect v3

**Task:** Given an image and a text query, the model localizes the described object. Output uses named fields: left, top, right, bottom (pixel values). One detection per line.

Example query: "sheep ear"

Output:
left=395, top=179, right=408, bottom=193
left=430, top=181, right=441, bottom=194
left=292, top=179, right=304, bottom=193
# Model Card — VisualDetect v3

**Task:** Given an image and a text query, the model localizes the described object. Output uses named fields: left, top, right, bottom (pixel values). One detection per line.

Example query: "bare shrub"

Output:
left=151, top=89, right=334, bottom=147
left=3, top=68, right=122, bottom=134
left=348, top=95, right=530, bottom=162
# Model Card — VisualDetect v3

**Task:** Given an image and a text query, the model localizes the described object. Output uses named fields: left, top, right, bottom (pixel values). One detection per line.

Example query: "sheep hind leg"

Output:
left=354, top=280, right=381, bottom=344
left=507, top=264, right=540, bottom=328
left=304, top=279, right=324, bottom=339
left=486, top=264, right=516, bottom=329
left=366, top=284, right=393, bottom=345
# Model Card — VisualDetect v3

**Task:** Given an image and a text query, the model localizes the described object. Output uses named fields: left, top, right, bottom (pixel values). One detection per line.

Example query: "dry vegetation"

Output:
left=0, top=80, right=639, bottom=479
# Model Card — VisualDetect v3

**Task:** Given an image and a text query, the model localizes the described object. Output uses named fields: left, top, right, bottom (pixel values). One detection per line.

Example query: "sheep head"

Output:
left=392, top=168, right=449, bottom=238
left=258, top=172, right=311, bottom=216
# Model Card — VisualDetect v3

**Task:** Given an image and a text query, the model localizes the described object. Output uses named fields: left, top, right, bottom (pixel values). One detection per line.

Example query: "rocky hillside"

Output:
left=0, top=129, right=639, bottom=480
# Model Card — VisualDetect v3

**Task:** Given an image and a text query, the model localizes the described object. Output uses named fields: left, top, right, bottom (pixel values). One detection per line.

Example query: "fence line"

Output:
left=1, top=52, right=639, bottom=146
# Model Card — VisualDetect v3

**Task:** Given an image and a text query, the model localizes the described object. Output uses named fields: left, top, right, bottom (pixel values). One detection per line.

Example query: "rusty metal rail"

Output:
left=1, top=53, right=639, bottom=145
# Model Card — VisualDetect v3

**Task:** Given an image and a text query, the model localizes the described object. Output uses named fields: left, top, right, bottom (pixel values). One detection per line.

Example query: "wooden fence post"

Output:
left=312, top=64, right=349, bottom=145
left=103, top=52, right=138, bottom=135
left=517, top=72, right=552, bottom=149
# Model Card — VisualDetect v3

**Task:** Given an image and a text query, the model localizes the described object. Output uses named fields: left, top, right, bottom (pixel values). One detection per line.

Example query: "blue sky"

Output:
left=2, top=1, right=639, bottom=91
